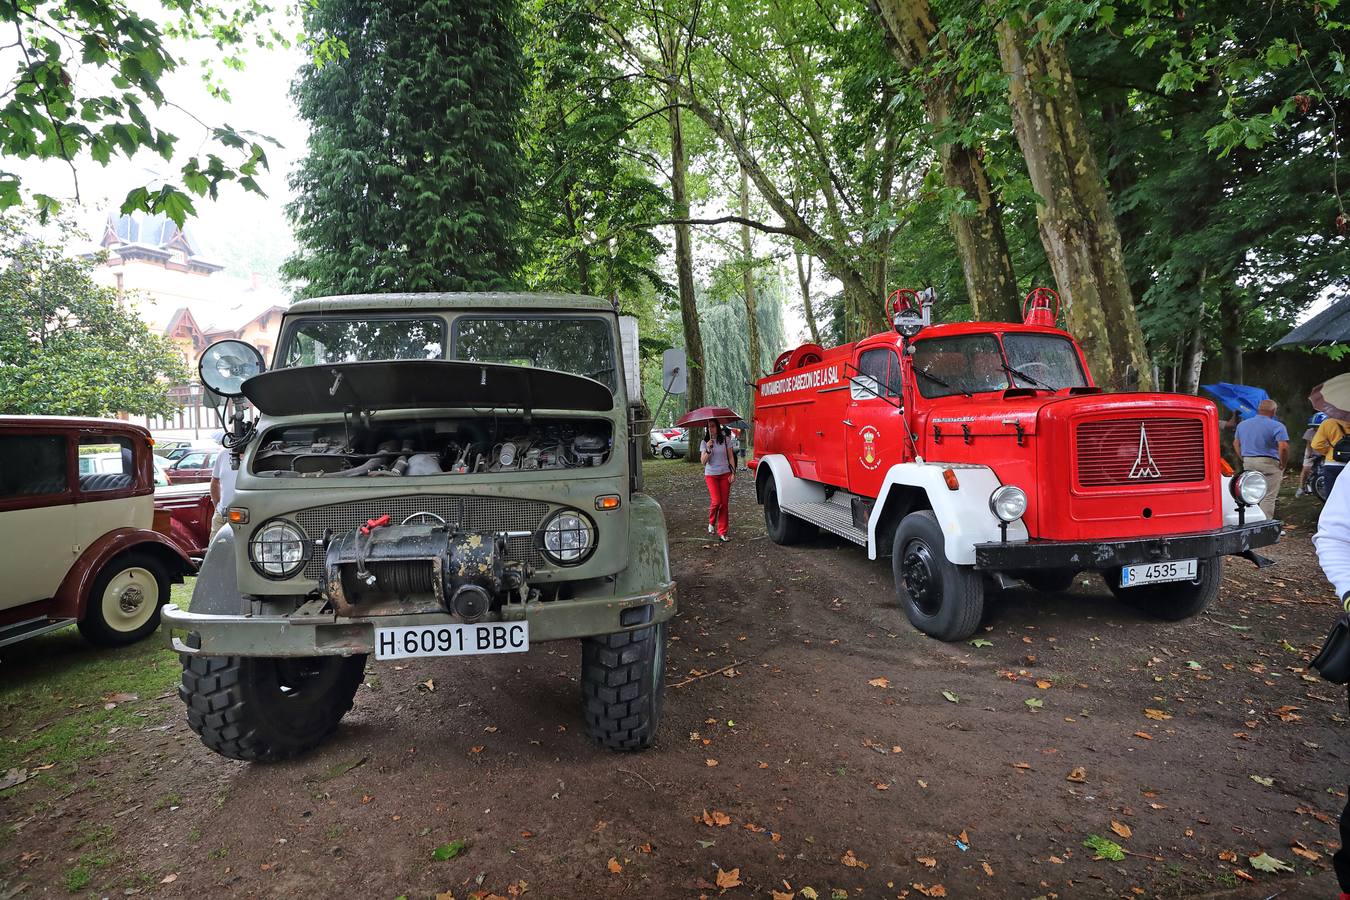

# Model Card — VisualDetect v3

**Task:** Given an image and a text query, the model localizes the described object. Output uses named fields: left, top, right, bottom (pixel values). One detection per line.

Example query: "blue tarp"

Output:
left=1201, top=382, right=1270, bottom=421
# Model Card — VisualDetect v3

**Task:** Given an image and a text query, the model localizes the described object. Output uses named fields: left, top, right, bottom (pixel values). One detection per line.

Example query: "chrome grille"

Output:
left=293, top=495, right=549, bottom=580
left=1076, top=418, right=1206, bottom=487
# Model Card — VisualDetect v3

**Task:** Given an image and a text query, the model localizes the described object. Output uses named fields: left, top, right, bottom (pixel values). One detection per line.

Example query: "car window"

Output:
left=1001, top=334, right=1088, bottom=390
left=78, top=436, right=135, bottom=492
left=452, top=315, right=617, bottom=391
left=280, top=316, right=446, bottom=366
left=911, top=334, right=1010, bottom=398
left=852, top=348, right=902, bottom=401
left=177, top=452, right=209, bottom=468
left=0, top=434, right=68, bottom=498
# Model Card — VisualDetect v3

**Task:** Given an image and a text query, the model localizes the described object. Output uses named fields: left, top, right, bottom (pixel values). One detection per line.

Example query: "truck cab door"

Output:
left=846, top=347, right=904, bottom=499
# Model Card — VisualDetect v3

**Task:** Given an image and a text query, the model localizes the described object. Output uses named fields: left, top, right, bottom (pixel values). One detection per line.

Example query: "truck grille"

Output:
left=1076, top=418, right=1206, bottom=488
left=293, top=495, right=549, bottom=580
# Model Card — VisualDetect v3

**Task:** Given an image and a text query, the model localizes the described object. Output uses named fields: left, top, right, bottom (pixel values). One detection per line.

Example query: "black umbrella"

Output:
left=1272, top=293, right=1350, bottom=349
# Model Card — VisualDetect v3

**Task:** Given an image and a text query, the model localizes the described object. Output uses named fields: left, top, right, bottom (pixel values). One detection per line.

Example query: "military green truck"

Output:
left=164, top=293, right=674, bottom=761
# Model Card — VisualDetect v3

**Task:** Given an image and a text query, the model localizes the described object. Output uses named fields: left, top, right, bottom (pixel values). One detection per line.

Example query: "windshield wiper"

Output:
left=1002, top=363, right=1056, bottom=392
left=914, top=367, right=972, bottom=399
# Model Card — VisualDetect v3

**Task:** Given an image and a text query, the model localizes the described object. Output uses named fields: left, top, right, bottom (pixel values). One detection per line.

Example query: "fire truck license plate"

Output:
left=375, top=623, right=529, bottom=660
left=1119, top=559, right=1198, bottom=587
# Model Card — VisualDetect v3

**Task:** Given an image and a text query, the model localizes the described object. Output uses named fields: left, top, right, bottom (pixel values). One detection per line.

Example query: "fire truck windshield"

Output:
left=1002, top=334, right=1087, bottom=390
left=911, top=334, right=1009, bottom=398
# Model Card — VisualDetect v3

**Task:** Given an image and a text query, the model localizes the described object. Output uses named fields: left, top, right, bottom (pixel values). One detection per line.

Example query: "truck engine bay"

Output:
left=251, top=416, right=612, bottom=478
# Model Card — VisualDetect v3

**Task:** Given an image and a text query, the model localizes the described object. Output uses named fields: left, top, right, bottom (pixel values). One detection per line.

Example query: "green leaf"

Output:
left=942, top=691, right=959, bottom=703
left=969, top=638, right=993, bottom=648
left=1186, top=661, right=1202, bottom=669
left=431, top=840, right=467, bottom=861
left=1083, top=834, right=1126, bottom=861
left=1248, top=852, right=1293, bottom=873
left=1250, top=775, right=1274, bottom=787
left=1025, top=697, right=1044, bottom=708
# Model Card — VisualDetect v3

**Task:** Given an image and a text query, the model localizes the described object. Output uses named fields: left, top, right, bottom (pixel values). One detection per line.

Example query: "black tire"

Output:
left=763, top=477, right=812, bottom=545
left=1314, top=469, right=1331, bottom=501
left=1019, top=569, right=1078, bottom=593
left=1106, top=558, right=1223, bottom=621
left=892, top=511, right=984, bottom=641
left=179, top=653, right=367, bottom=761
left=661, top=445, right=676, bottom=459
left=581, top=622, right=666, bottom=751
left=78, top=551, right=170, bottom=647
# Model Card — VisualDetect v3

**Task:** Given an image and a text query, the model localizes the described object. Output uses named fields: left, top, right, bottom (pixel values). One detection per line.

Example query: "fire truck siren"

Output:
left=1022, top=287, right=1060, bottom=327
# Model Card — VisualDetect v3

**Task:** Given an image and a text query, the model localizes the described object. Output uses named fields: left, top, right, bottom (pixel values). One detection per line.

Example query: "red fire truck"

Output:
left=749, top=288, right=1280, bottom=641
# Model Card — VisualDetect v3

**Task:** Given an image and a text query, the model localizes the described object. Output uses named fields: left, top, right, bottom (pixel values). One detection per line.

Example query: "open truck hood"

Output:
left=241, top=360, right=614, bottom=416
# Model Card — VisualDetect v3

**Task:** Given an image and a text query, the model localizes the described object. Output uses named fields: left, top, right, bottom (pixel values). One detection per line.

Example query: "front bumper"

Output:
left=973, top=520, right=1281, bottom=571
left=163, top=581, right=676, bottom=658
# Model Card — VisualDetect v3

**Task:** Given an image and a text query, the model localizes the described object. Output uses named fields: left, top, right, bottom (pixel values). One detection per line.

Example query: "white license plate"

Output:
left=375, top=623, right=529, bottom=661
left=1119, top=559, right=1198, bottom=587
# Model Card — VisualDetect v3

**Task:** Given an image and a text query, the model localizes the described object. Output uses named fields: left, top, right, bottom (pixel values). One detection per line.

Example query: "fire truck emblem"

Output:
left=1128, top=425, right=1162, bottom=479
left=859, top=425, right=881, bottom=470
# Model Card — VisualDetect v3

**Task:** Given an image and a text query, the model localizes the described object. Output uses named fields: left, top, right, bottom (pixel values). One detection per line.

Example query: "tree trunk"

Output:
left=738, top=163, right=761, bottom=380
left=668, top=85, right=706, bottom=459
left=993, top=9, right=1152, bottom=390
left=873, top=0, right=1020, bottom=322
left=1220, top=293, right=1243, bottom=385
left=795, top=248, right=821, bottom=345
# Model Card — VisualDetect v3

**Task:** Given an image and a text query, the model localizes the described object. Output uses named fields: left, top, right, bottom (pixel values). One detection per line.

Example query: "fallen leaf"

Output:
left=800, top=889, right=818, bottom=900
left=1013, top=762, right=1032, bottom=769
left=1083, top=834, right=1125, bottom=861
left=1035, top=680, right=1052, bottom=690
left=636, top=842, right=652, bottom=853
left=1048, top=855, right=1064, bottom=864
left=1290, top=845, right=1321, bottom=861
left=772, top=892, right=794, bottom=900
left=1110, top=821, right=1132, bottom=839
left=758, top=761, right=769, bottom=769
left=470, top=746, right=485, bottom=754
left=1133, top=731, right=1153, bottom=740
left=1219, top=850, right=1238, bottom=862
left=1234, top=869, right=1256, bottom=883
left=942, top=690, right=959, bottom=703
left=743, top=822, right=767, bottom=833
left=607, top=857, right=622, bottom=874
left=969, top=638, right=993, bottom=648
left=869, top=677, right=890, bottom=688
left=1025, top=698, right=1044, bottom=709
left=705, top=758, right=719, bottom=767
left=160, top=874, right=178, bottom=884
left=916, top=856, right=937, bottom=868
left=912, top=883, right=947, bottom=897
left=981, top=862, right=994, bottom=876
left=715, top=866, right=741, bottom=889
left=700, top=810, right=732, bottom=827
left=1143, top=708, right=1171, bottom=721
left=432, top=840, right=467, bottom=861
left=420, top=679, right=436, bottom=692
left=1248, top=852, right=1293, bottom=873
left=841, top=849, right=869, bottom=869
left=0, top=768, right=31, bottom=791
left=1067, top=767, right=1087, bottom=783
left=1250, top=775, right=1274, bottom=787
left=874, top=782, right=890, bottom=790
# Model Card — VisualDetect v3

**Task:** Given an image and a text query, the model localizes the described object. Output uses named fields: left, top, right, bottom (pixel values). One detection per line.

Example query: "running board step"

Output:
left=0, top=616, right=75, bottom=649
left=782, top=501, right=868, bottom=546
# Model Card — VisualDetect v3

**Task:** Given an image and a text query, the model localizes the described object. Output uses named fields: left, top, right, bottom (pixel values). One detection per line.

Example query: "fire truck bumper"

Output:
left=972, top=520, right=1281, bottom=571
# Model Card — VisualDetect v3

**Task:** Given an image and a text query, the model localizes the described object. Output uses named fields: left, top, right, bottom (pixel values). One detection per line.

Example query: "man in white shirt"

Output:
left=208, top=443, right=237, bottom=539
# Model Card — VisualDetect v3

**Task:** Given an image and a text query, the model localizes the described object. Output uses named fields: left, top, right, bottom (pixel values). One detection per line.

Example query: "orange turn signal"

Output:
left=595, top=495, right=621, bottom=511
left=942, top=468, right=960, bottom=491
left=1219, top=457, right=1234, bottom=476
left=226, top=507, right=250, bottom=524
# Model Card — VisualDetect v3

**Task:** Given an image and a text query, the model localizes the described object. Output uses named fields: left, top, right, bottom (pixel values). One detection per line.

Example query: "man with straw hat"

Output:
left=1233, top=399, right=1289, bottom=519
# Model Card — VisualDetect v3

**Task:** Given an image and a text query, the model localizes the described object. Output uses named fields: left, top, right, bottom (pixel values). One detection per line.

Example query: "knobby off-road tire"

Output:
left=763, top=478, right=812, bottom=545
left=581, top=622, right=666, bottom=750
left=78, top=552, right=170, bottom=647
left=892, top=511, right=984, bottom=641
left=1020, top=569, right=1078, bottom=593
left=1107, top=557, right=1224, bottom=622
left=179, top=653, right=367, bottom=761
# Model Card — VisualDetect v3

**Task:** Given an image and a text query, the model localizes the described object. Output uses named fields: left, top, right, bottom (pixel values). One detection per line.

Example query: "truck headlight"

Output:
left=248, top=519, right=308, bottom=579
left=989, top=485, right=1028, bottom=523
left=1231, top=470, right=1267, bottom=506
left=541, top=510, right=595, bottom=565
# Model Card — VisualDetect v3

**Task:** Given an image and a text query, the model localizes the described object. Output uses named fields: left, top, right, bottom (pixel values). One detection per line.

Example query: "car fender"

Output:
left=753, top=454, right=827, bottom=507
left=1220, top=474, right=1267, bottom=527
left=610, top=493, right=675, bottom=604
left=867, top=463, right=1029, bottom=564
left=187, top=527, right=247, bottom=615
left=52, top=528, right=194, bottom=621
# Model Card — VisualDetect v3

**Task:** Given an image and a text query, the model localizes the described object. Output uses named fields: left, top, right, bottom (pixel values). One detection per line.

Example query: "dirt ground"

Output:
left=2, top=461, right=1347, bottom=899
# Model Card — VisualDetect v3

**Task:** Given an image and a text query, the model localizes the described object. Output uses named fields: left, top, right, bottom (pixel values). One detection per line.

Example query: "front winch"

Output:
left=322, top=523, right=525, bottom=618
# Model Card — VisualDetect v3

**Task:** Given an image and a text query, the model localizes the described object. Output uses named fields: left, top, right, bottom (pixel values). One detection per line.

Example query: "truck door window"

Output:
left=911, top=335, right=1010, bottom=397
left=0, top=435, right=69, bottom=497
left=852, top=348, right=902, bottom=401
left=1001, top=334, right=1088, bottom=390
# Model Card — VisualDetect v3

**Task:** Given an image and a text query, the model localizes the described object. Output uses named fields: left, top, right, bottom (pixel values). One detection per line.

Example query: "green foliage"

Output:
left=0, top=213, right=187, bottom=417
left=284, top=0, right=527, bottom=296
left=0, top=1, right=287, bottom=224
left=696, top=268, right=785, bottom=418
left=1083, top=833, right=1126, bottom=861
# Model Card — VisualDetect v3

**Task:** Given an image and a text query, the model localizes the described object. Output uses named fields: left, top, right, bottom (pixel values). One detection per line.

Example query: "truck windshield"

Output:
left=279, top=317, right=446, bottom=366
left=451, top=315, right=617, bottom=391
left=911, top=334, right=1010, bottom=398
left=1002, top=334, right=1087, bottom=390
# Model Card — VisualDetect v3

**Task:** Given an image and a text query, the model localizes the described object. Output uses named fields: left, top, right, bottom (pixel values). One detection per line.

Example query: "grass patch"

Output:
left=0, top=580, right=191, bottom=775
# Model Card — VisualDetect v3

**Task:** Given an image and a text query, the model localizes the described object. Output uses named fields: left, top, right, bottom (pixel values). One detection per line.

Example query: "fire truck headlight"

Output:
left=1232, top=470, right=1268, bottom=507
left=989, top=485, right=1028, bottom=523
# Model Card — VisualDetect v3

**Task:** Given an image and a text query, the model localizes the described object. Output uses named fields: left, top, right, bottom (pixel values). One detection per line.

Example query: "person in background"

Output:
left=1312, top=411, right=1350, bottom=497
left=730, top=428, right=742, bottom=470
left=208, top=440, right=238, bottom=539
left=1233, top=399, right=1288, bottom=520
left=1296, top=412, right=1328, bottom=497
left=700, top=423, right=735, bottom=543
left=1309, top=476, right=1350, bottom=899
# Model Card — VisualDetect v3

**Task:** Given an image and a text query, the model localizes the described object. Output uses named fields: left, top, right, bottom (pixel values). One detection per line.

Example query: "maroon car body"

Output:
left=165, top=449, right=219, bottom=485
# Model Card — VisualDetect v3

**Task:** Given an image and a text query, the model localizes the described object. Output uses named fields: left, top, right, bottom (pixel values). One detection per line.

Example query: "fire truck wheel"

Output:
left=1020, top=569, right=1078, bottom=593
left=581, top=622, right=666, bottom=751
left=892, top=511, right=984, bottom=641
left=1107, top=558, right=1224, bottom=621
left=179, top=653, right=367, bottom=761
left=763, top=479, right=812, bottom=545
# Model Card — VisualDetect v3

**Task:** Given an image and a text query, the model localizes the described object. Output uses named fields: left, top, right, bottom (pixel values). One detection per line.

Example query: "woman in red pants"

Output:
left=700, top=424, right=735, bottom=542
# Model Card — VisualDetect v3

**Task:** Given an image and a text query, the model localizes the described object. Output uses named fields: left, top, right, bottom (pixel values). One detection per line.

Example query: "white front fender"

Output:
left=867, top=463, right=1029, bottom=564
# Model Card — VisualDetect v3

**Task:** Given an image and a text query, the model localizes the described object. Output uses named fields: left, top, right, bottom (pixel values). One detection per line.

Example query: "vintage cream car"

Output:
left=0, top=417, right=197, bottom=648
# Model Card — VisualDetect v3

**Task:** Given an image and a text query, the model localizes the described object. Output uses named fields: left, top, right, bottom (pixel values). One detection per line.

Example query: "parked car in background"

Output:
left=655, top=431, right=690, bottom=458
left=161, top=439, right=217, bottom=462
left=0, top=417, right=197, bottom=648
left=153, top=438, right=192, bottom=458
left=165, top=448, right=219, bottom=484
